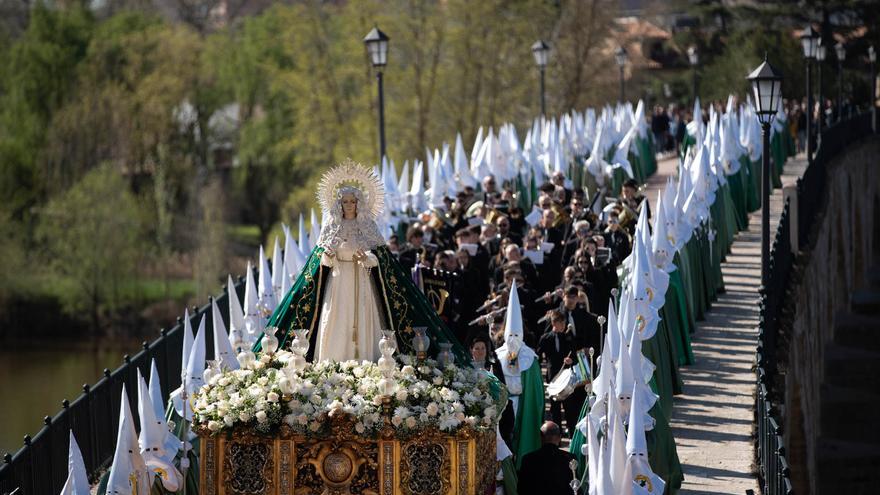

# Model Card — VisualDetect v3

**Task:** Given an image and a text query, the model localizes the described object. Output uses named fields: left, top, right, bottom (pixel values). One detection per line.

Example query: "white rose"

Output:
left=253, top=361, right=265, bottom=370
left=223, top=415, right=234, bottom=427
left=395, top=389, right=409, bottom=401
left=207, top=420, right=221, bottom=432
left=239, top=411, right=251, bottom=422
left=255, top=410, right=268, bottom=423
left=426, top=403, right=439, bottom=417
left=355, top=422, right=366, bottom=434
left=405, top=416, right=417, bottom=429
left=391, top=416, right=403, bottom=427
left=267, top=392, right=280, bottom=403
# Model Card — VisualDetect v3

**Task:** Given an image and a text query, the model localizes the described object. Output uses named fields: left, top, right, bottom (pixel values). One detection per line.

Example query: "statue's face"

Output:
left=341, top=193, right=358, bottom=219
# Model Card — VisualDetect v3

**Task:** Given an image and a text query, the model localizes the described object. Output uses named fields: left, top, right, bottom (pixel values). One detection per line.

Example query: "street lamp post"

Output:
left=687, top=45, right=699, bottom=105
left=800, top=26, right=818, bottom=164
left=364, top=26, right=390, bottom=162
left=835, top=42, right=846, bottom=123
left=869, top=45, right=876, bottom=132
left=615, top=46, right=628, bottom=102
left=746, top=56, right=783, bottom=290
left=816, top=38, right=826, bottom=144
left=532, top=40, right=551, bottom=117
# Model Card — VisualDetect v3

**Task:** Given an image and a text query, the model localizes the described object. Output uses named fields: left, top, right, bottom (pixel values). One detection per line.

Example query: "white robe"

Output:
left=314, top=242, right=383, bottom=362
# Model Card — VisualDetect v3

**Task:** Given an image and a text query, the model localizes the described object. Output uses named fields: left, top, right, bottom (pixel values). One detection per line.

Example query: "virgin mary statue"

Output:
left=256, top=160, right=469, bottom=364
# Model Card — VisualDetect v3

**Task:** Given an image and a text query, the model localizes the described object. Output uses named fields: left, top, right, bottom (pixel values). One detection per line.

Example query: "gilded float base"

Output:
left=198, top=415, right=496, bottom=495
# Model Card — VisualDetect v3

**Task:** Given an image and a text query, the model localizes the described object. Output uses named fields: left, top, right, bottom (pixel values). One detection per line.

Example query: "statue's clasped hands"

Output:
left=354, top=249, right=379, bottom=269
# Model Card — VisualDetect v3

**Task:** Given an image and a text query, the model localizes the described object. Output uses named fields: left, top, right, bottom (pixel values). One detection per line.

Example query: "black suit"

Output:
left=517, top=444, right=574, bottom=495
left=537, top=329, right=576, bottom=431
left=558, top=304, right=601, bottom=357
left=399, top=243, right=434, bottom=272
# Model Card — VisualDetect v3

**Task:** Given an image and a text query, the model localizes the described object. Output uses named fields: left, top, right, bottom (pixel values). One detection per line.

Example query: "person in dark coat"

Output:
left=538, top=309, right=577, bottom=430
left=557, top=285, right=600, bottom=436
left=399, top=226, right=433, bottom=272
left=558, top=285, right=602, bottom=356
left=517, top=421, right=574, bottom=495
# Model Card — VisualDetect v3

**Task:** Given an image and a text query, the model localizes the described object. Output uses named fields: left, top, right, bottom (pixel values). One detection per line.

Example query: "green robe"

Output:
left=254, top=244, right=470, bottom=364
left=511, top=360, right=545, bottom=469
left=664, top=269, right=694, bottom=366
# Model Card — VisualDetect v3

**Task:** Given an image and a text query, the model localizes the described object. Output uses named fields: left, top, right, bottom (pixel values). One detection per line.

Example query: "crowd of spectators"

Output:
left=384, top=171, right=650, bottom=441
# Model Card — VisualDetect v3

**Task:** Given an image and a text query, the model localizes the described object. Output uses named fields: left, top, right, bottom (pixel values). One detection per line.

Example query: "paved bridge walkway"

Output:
left=644, top=153, right=808, bottom=495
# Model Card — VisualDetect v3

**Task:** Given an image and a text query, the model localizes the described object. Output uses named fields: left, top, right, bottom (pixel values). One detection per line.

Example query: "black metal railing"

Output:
left=755, top=111, right=874, bottom=495
left=0, top=277, right=248, bottom=495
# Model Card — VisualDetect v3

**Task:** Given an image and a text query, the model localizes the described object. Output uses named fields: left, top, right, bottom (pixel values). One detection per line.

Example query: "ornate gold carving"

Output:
left=199, top=418, right=495, bottom=495
left=287, top=415, right=379, bottom=495
left=381, top=443, right=394, bottom=495
left=279, top=440, right=293, bottom=495
left=457, top=441, right=468, bottom=494
left=224, top=438, right=274, bottom=495
left=399, top=429, right=452, bottom=495
left=322, top=452, right=354, bottom=482
left=204, top=437, right=217, bottom=495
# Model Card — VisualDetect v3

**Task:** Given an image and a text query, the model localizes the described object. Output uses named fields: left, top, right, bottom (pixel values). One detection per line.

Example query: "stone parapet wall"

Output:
left=782, top=137, right=880, bottom=494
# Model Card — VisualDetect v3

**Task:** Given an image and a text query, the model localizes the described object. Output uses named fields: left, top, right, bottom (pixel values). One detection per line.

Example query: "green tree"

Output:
left=37, top=164, right=143, bottom=329
left=0, top=3, right=94, bottom=219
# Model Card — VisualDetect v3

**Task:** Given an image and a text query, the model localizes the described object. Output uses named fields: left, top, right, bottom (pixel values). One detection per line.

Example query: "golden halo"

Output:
left=316, top=159, right=385, bottom=221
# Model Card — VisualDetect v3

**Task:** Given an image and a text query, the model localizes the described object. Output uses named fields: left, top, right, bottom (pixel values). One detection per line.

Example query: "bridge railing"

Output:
left=755, top=111, right=874, bottom=495
left=0, top=277, right=248, bottom=495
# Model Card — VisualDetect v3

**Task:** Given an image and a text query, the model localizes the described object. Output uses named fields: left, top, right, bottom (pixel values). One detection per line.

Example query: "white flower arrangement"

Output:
left=193, top=351, right=504, bottom=438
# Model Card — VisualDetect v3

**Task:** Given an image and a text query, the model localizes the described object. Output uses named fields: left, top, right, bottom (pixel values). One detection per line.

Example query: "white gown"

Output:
left=314, top=224, right=384, bottom=362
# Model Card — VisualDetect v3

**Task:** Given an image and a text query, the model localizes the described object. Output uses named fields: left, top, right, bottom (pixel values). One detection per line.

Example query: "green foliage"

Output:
left=14, top=0, right=870, bottom=333
left=0, top=3, right=94, bottom=218
left=36, top=164, right=143, bottom=327
left=0, top=213, right=29, bottom=300
left=699, top=28, right=803, bottom=104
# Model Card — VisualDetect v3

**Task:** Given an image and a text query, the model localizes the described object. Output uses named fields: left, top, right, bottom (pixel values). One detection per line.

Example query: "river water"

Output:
left=0, top=340, right=141, bottom=456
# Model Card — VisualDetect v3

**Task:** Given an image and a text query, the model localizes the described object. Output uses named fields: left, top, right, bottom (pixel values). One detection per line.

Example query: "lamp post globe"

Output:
left=532, top=40, right=551, bottom=116
left=800, top=26, right=819, bottom=59
left=364, top=26, right=390, bottom=162
left=800, top=26, right=818, bottom=163
left=363, top=26, right=389, bottom=68
left=746, top=55, right=783, bottom=290
left=687, top=46, right=699, bottom=104
left=615, top=46, right=628, bottom=102
left=532, top=39, right=550, bottom=68
left=687, top=45, right=698, bottom=66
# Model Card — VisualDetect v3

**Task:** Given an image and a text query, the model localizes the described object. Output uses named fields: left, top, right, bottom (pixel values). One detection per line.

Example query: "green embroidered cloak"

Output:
left=254, top=245, right=470, bottom=364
